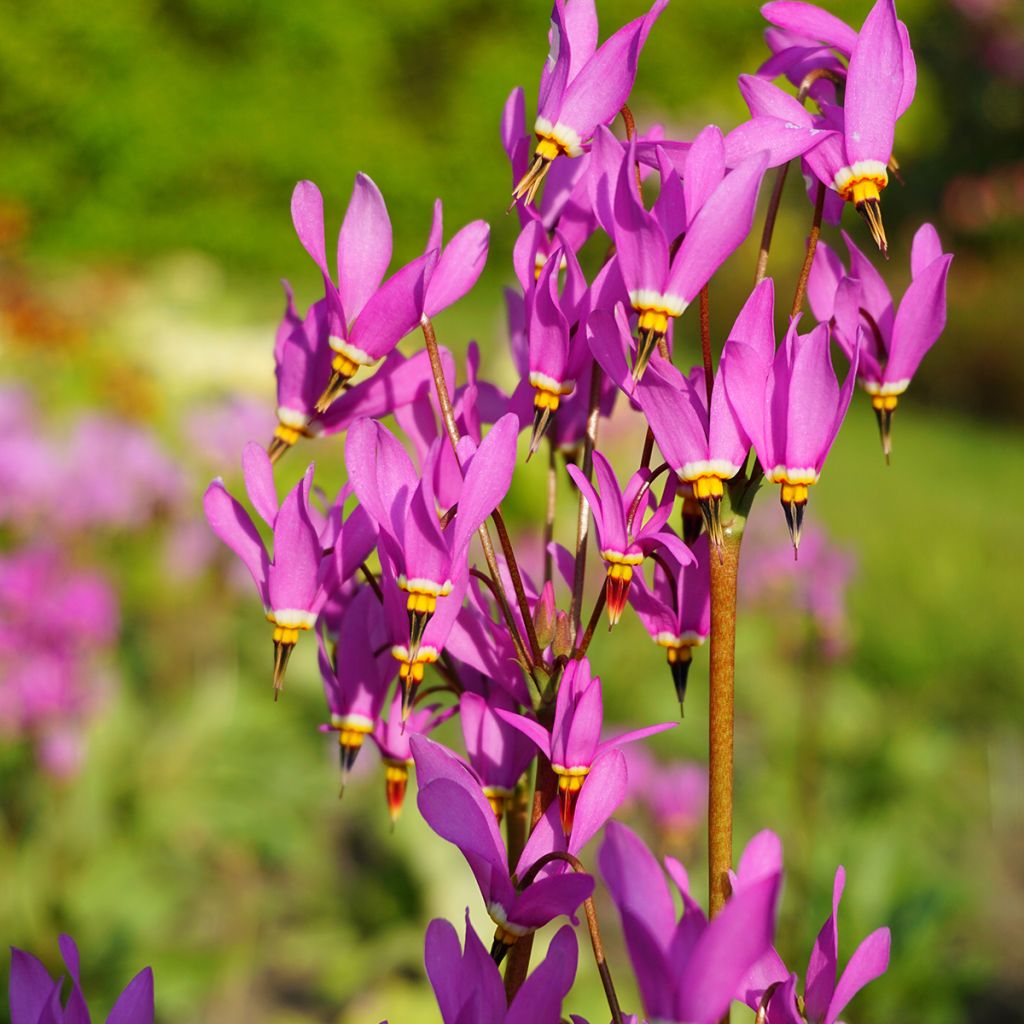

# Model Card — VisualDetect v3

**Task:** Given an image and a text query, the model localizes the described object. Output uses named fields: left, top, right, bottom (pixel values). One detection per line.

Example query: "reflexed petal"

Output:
left=495, top=710, right=553, bottom=761
left=337, top=173, right=392, bottom=323
left=506, top=925, right=579, bottom=1024
left=805, top=865, right=845, bottom=1023
left=823, top=927, right=891, bottom=1024
left=9, top=949, right=55, bottom=1024
left=724, top=117, right=833, bottom=170
left=568, top=748, right=627, bottom=854
left=268, top=472, right=321, bottom=612
left=612, top=142, right=670, bottom=298
left=910, top=222, right=944, bottom=279
left=684, top=125, right=726, bottom=226
left=884, top=253, right=951, bottom=385
left=737, top=74, right=813, bottom=124
left=291, top=180, right=329, bottom=279
left=760, top=2, right=858, bottom=51
left=452, top=414, right=519, bottom=557
left=242, top=441, right=278, bottom=527
left=203, top=481, right=269, bottom=604
left=424, top=918, right=467, bottom=1024
left=106, top=967, right=154, bottom=1024
left=844, top=0, right=903, bottom=164
left=806, top=240, right=846, bottom=324
left=599, top=821, right=676, bottom=940
left=425, top=221, right=490, bottom=317
left=417, top=779, right=506, bottom=871
left=511, top=872, right=594, bottom=930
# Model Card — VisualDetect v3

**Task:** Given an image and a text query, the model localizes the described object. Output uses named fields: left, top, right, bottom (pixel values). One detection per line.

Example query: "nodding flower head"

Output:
left=289, top=177, right=437, bottom=413
left=511, top=0, right=669, bottom=206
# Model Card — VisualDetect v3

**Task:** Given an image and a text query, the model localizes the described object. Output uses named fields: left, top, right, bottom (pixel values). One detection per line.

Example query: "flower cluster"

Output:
left=195, top=0, right=950, bottom=1018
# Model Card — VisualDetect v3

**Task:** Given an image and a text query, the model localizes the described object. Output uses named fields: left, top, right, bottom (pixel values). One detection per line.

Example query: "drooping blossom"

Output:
left=290, top=177, right=437, bottom=411
left=565, top=449, right=690, bottom=625
left=498, top=658, right=675, bottom=834
left=317, top=586, right=395, bottom=787
left=460, top=690, right=537, bottom=821
left=722, top=296, right=858, bottom=554
left=345, top=415, right=518, bottom=666
left=759, top=0, right=912, bottom=254
left=599, top=821, right=782, bottom=1024
left=808, top=223, right=952, bottom=459
left=203, top=443, right=376, bottom=693
left=424, top=912, right=578, bottom=1024
left=9, top=933, right=154, bottom=1024
left=601, top=131, right=769, bottom=379
left=412, top=735, right=594, bottom=961
left=731, top=832, right=891, bottom=1024
left=511, top=0, right=669, bottom=205
left=371, top=690, right=454, bottom=825
left=627, top=534, right=711, bottom=712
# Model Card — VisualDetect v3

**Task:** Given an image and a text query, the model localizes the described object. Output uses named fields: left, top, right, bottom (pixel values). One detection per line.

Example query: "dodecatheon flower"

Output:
left=498, top=658, right=675, bottom=834
left=565, top=450, right=692, bottom=626
left=460, top=690, right=537, bottom=821
left=420, top=199, right=491, bottom=320
left=267, top=289, right=331, bottom=462
left=289, top=177, right=437, bottom=412
left=608, top=133, right=769, bottom=379
left=808, top=224, right=952, bottom=460
left=10, top=933, right=154, bottom=1024
left=731, top=836, right=892, bottom=1024
left=203, top=443, right=376, bottom=694
left=511, top=0, right=669, bottom=205
left=425, top=912, right=578, bottom=1024
left=599, top=822, right=782, bottom=1024
left=317, top=586, right=394, bottom=788
left=345, top=413, right=518, bottom=664
left=371, top=690, right=454, bottom=826
left=628, top=534, right=711, bottom=713
left=412, top=735, right=595, bottom=961
left=722, top=311, right=858, bottom=555
left=762, top=0, right=909, bottom=254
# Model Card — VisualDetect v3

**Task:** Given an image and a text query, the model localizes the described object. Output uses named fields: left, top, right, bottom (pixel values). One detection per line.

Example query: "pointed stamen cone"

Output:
left=399, top=676, right=420, bottom=723
left=314, top=370, right=348, bottom=414
left=406, top=608, right=432, bottom=664
left=337, top=741, right=362, bottom=798
left=557, top=782, right=583, bottom=837
left=490, top=934, right=514, bottom=966
left=272, top=640, right=295, bottom=697
left=697, top=495, right=725, bottom=562
left=527, top=406, right=553, bottom=462
left=384, top=761, right=409, bottom=826
left=681, top=497, right=704, bottom=546
left=511, top=154, right=551, bottom=207
left=631, top=329, right=660, bottom=386
left=266, top=435, right=292, bottom=464
left=857, top=198, right=889, bottom=259
left=604, top=572, right=632, bottom=629
left=781, top=497, right=806, bottom=559
left=872, top=398, right=896, bottom=465
left=668, top=648, right=693, bottom=719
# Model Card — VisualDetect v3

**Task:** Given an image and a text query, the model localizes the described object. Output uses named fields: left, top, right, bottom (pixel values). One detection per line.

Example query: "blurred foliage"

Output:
left=2, top=1, right=1024, bottom=1023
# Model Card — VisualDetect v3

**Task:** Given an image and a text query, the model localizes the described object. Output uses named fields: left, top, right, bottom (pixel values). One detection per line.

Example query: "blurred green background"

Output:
left=1, top=0, right=1023, bottom=1021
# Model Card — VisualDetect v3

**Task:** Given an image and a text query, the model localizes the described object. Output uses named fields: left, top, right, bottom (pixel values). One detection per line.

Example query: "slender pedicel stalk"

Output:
left=708, top=517, right=742, bottom=923
left=625, top=462, right=670, bottom=534
left=517, top=852, right=624, bottom=1024
left=544, top=439, right=557, bottom=585
left=754, top=161, right=790, bottom=285
left=360, top=562, right=384, bottom=603
left=569, top=367, right=604, bottom=638
left=699, top=284, right=714, bottom=408
left=791, top=181, right=827, bottom=318
left=421, top=317, right=539, bottom=675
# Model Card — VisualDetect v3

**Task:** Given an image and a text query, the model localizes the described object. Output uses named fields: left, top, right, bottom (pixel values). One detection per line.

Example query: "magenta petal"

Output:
left=495, top=709, right=553, bottom=761
left=598, top=720, right=676, bottom=758
left=506, top=925, right=579, bottom=1024
left=782, top=323, right=841, bottom=470
left=203, top=481, right=269, bottom=604
left=529, top=258, right=572, bottom=380
left=884, top=253, right=952, bottom=386
left=637, top=360, right=710, bottom=472
left=563, top=673, right=603, bottom=767
left=720, top=340, right=772, bottom=471
left=242, top=441, right=278, bottom=527
left=425, top=220, right=490, bottom=317
left=910, top=222, right=944, bottom=279
left=268, top=474, right=320, bottom=612
left=424, top=918, right=466, bottom=1024
left=895, top=19, right=917, bottom=117
left=511, top=872, right=594, bottom=930
left=675, top=874, right=781, bottom=1024
left=806, top=240, right=845, bottom=324
left=564, top=0, right=599, bottom=78
left=805, top=865, right=845, bottom=1023
left=417, top=778, right=506, bottom=871
left=568, top=748, right=627, bottom=855
left=684, top=125, right=726, bottom=225
left=291, top=180, right=329, bottom=279
left=587, top=306, right=633, bottom=394
left=760, top=2, right=858, bottom=51
left=459, top=915, right=508, bottom=1022
left=58, top=934, right=89, bottom=1024
left=566, top=462, right=607, bottom=548
left=591, top=450, right=628, bottom=550
left=106, top=967, right=155, bottom=1024
left=599, top=820, right=676, bottom=940
left=666, top=151, right=768, bottom=306
left=538, top=0, right=572, bottom=121
left=738, top=74, right=813, bottom=124
left=557, top=14, right=650, bottom=138
left=344, top=418, right=418, bottom=541
left=823, top=928, right=891, bottom=1024
left=9, top=949, right=55, bottom=1024
left=841, top=230, right=895, bottom=338
left=724, top=117, right=833, bottom=170
left=735, top=830, right=784, bottom=889
left=349, top=249, right=437, bottom=361
left=502, top=86, right=527, bottom=162
left=844, top=0, right=903, bottom=164
left=452, top=413, right=518, bottom=557
left=337, top=173, right=392, bottom=324
left=612, top=143, right=670, bottom=298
